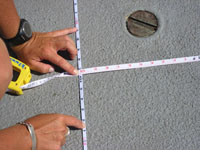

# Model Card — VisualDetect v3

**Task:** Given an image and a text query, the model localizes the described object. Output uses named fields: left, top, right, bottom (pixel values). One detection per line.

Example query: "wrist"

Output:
left=17, top=122, right=37, bottom=150
left=11, top=32, right=36, bottom=55
left=16, top=124, right=32, bottom=149
left=0, top=125, right=32, bottom=150
left=4, top=19, right=32, bottom=47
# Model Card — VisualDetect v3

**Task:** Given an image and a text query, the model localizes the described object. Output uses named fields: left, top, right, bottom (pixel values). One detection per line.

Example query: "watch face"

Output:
left=23, top=22, right=32, bottom=38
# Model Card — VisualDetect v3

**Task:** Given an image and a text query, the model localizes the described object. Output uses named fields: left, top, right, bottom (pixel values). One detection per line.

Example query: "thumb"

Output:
left=30, top=61, right=54, bottom=74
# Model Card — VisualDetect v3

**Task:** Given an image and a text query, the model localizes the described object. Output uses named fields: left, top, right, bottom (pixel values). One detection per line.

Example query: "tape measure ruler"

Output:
left=73, top=0, right=88, bottom=149
left=20, top=56, right=200, bottom=90
left=7, top=1, right=200, bottom=149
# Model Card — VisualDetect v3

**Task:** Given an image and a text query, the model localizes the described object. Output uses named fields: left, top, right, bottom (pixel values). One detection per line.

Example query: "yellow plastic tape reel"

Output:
left=8, top=57, right=32, bottom=95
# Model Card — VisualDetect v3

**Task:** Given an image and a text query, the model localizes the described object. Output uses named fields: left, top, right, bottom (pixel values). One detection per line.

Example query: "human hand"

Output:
left=25, top=114, right=85, bottom=150
left=0, top=114, right=85, bottom=150
left=11, top=28, right=78, bottom=75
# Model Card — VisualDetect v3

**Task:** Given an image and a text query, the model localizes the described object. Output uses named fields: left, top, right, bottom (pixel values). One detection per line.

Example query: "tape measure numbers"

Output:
left=6, top=1, right=199, bottom=149
left=20, top=55, right=200, bottom=90
left=73, top=0, right=88, bottom=149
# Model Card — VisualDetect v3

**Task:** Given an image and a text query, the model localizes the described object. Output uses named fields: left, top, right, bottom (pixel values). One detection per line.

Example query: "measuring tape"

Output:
left=7, top=1, right=198, bottom=149
left=3, top=1, right=198, bottom=149
left=21, top=55, right=200, bottom=90
left=73, top=0, right=88, bottom=149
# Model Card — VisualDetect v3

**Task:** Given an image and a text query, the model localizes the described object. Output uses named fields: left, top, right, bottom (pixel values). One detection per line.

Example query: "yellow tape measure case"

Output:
left=8, top=57, right=32, bottom=95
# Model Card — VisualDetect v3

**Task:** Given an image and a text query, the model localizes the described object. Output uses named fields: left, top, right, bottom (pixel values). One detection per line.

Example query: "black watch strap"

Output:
left=5, top=19, right=32, bottom=47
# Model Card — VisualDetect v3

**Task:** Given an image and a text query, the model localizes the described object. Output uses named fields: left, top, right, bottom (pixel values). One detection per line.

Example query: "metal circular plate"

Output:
left=126, top=10, right=158, bottom=37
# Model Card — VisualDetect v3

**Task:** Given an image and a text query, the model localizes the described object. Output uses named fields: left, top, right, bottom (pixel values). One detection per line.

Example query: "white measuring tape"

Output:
left=21, top=55, right=200, bottom=90
left=19, top=55, right=200, bottom=150
left=19, top=1, right=200, bottom=149
left=73, top=0, right=88, bottom=149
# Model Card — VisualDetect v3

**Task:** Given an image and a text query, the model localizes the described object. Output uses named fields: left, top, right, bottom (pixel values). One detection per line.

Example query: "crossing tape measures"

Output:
left=20, top=1, right=200, bottom=149
left=19, top=55, right=200, bottom=150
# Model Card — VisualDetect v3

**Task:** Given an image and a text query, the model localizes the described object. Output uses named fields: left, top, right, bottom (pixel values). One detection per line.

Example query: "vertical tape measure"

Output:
left=73, top=0, right=88, bottom=149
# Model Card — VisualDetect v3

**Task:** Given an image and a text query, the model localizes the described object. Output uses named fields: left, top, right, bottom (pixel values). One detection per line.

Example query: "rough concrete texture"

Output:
left=0, top=0, right=200, bottom=150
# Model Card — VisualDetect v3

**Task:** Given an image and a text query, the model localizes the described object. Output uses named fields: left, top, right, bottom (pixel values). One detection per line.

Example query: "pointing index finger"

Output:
left=48, top=28, right=78, bottom=37
left=62, top=115, right=85, bottom=129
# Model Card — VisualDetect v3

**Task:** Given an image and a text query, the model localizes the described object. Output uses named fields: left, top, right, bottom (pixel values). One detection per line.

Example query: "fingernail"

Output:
left=49, top=67, right=55, bottom=73
left=82, top=123, right=86, bottom=128
left=74, top=69, right=79, bottom=75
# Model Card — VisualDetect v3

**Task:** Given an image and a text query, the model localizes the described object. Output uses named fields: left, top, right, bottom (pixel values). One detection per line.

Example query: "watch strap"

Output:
left=5, top=19, right=32, bottom=47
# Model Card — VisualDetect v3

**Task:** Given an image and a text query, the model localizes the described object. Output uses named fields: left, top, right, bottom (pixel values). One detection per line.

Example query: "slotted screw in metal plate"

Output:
left=126, top=10, right=158, bottom=37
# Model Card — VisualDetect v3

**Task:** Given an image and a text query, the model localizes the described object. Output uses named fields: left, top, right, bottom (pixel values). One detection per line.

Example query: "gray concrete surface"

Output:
left=1, top=0, right=200, bottom=150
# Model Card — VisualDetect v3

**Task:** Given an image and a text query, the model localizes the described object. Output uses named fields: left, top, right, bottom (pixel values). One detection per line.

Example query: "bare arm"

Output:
left=0, top=38, right=12, bottom=98
left=0, top=0, right=20, bottom=39
left=0, top=124, right=31, bottom=150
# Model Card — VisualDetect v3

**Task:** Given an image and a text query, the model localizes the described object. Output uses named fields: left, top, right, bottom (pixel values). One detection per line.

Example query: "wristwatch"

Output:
left=5, top=19, right=32, bottom=47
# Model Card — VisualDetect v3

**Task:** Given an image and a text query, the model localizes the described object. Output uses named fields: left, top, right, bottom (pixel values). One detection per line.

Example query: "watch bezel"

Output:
left=20, top=20, right=32, bottom=40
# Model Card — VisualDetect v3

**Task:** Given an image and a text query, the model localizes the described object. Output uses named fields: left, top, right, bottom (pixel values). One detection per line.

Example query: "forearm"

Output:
left=0, top=0, right=20, bottom=39
left=0, top=125, right=31, bottom=150
left=0, top=38, right=12, bottom=99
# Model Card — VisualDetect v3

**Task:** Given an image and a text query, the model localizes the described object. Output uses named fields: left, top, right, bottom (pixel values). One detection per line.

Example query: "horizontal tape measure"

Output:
left=17, top=54, right=200, bottom=150
left=20, top=55, right=200, bottom=90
